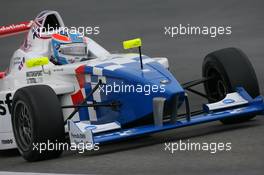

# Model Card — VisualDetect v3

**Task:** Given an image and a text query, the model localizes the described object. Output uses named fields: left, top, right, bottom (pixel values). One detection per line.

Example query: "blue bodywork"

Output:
left=72, top=55, right=264, bottom=144
left=93, top=88, right=264, bottom=143
left=81, top=56, right=185, bottom=125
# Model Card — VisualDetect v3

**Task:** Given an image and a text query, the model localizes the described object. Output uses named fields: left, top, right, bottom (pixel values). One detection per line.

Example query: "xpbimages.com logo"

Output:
left=164, top=24, right=232, bottom=38
left=32, top=140, right=100, bottom=154
left=164, top=140, right=232, bottom=154
left=98, top=82, right=166, bottom=96
left=32, top=24, right=100, bottom=37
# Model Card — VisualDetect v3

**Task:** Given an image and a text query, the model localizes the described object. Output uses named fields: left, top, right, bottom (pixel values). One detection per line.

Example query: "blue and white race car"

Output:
left=0, top=10, right=263, bottom=161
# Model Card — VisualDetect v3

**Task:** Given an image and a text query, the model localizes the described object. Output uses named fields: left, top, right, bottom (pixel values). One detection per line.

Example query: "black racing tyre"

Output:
left=11, top=85, right=65, bottom=161
left=202, top=47, right=260, bottom=124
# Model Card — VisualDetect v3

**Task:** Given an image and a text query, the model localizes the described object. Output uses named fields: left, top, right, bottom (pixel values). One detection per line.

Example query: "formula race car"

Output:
left=0, top=10, right=263, bottom=161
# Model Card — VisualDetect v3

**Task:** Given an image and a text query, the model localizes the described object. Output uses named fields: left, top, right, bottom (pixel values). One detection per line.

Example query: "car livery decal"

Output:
left=72, top=65, right=100, bottom=121
left=71, top=56, right=159, bottom=123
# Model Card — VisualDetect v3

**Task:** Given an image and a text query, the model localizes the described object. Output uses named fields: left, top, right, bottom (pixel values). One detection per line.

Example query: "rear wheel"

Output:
left=11, top=85, right=65, bottom=161
left=202, top=48, right=260, bottom=124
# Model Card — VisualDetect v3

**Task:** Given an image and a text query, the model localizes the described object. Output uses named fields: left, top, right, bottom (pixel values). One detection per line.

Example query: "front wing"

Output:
left=68, top=87, right=264, bottom=145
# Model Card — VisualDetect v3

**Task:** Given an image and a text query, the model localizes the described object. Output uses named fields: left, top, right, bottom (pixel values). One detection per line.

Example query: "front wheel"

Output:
left=202, top=48, right=260, bottom=124
left=11, top=85, right=65, bottom=161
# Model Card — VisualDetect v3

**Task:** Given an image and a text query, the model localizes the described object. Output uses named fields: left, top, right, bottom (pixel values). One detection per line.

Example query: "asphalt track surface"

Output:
left=0, top=0, right=264, bottom=174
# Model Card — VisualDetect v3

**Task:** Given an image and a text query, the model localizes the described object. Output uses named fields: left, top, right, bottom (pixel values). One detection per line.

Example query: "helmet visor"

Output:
left=59, top=43, right=87, bottom=56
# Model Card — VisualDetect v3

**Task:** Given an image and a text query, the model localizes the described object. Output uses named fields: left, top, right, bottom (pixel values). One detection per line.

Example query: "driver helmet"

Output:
left=51, top=31, right=88, bottom=65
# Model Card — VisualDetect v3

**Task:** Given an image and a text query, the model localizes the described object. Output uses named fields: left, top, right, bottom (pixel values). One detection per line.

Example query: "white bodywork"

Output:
left=0, top=11, right=169, bottom=150
left=205, top=92, right=249, bottom=111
